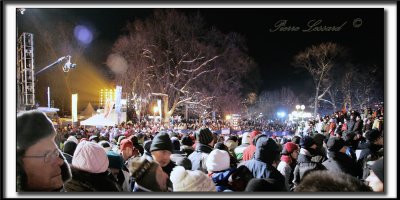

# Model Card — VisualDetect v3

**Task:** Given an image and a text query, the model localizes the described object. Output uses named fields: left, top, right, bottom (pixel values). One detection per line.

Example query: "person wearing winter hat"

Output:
left=129, top=156, right=171, bottom=192
left=170, top=166, right=216, bottom=192
left=365, top=157, right=384, bottom=192
left=234, top=132, right=251, bottom=162
left=150, top=132, right=176, bottom=176
left=323, top=137, right=360, bottom=178
left=214, top=142, right=238, bottom=169
left=292, top=136, right=326, bottom=189
left=242, top=130, right=262, bottom=161
left=206, top=149, right=236, bottom=192
left=188, top=127, right=214, bottom=173
left=64, top=140, right=120, bottom=191
left=277, top=142, right=299, bottom=191
left=119, top=139, right=135, bottom=162
left=240, top=136, right=286, bottom=191
left=195, top=127, right=214, bottom=146
left=17, top=111, right=71, bottom=191
left=106, top=151, right=131, bottom=192
left=67, top=135, right=79, bottom=144
left=62, top=140, right=77, bottom=164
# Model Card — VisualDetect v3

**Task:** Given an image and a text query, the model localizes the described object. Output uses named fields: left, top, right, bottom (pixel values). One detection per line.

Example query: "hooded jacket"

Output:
left=240, top=137, right=286, bottom=191
left=292, top=148, right=326, bottom=187
left=322, top=151, right=360, bottom=177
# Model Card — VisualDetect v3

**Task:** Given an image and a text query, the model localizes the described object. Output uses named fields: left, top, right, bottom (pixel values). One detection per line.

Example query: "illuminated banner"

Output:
left=157, top=99, right=162, bottom=119
left=115, top=86, right=122, bottom=124
left=221, top=128, right=230, bottom=135
left=115, top=86, right=122, bottom=114
left=72, top=94, right=78, bottom=123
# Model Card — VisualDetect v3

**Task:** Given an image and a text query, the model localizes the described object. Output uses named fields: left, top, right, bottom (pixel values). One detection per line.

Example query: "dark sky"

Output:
left=17, top=8, right=384, bottom=110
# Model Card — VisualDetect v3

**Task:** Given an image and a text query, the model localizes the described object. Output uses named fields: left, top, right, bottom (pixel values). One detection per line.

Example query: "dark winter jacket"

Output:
left=188, top=143, right=213, bottom=173
left=292, top=149, right=326, bottom=187
left=210, top=168, right=237, bottom=192
left=356, top=142, right=384, bottom=180
left=322, top=151, right=360, bottom=177
left=241, top=139, right=286, bottom=191
left=162, top=160, right=177, bottom=177
left=180, top=145, right=195, bottom=157
left=347, top=119, right=356, bottom=132
left=352, top=120, right=364, bottom=134
left=62, top=152, right=73, bottom=164
left=64, top=167, right=121, bottom=192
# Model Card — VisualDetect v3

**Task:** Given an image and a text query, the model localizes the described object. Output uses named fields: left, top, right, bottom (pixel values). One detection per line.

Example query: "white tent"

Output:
left=79, top=102, right=96, bottom=118
left=80, top=114, right=115, bottom=126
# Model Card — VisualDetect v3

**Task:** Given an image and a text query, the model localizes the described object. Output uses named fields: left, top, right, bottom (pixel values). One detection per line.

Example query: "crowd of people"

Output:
left=16, top=107, right=384, bottom=193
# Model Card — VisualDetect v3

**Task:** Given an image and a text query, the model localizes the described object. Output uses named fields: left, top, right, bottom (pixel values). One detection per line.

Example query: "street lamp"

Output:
left=300, top=105, right=305, bottom=122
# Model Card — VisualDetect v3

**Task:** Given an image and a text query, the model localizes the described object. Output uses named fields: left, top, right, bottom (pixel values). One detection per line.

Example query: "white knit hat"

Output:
left=72, top=140, right=109, bottom=173
left=206, top=149, right=230, bottom=172
left=67, top=135, right=79, bottom=144
left=170, top=166, right=216, bottom=192
left=241, top=132, right=251, bottom=144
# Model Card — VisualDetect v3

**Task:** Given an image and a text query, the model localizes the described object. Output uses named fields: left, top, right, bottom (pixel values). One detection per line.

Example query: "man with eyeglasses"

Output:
left=17, top=111, right=71, bottom=191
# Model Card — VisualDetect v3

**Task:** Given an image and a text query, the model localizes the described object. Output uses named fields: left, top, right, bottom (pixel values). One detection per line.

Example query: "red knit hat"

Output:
left=120, top=139, right=133, bottom=151
left=284, top=142, right=299, bottom=154
left=249, top=130, right=261, bottom=143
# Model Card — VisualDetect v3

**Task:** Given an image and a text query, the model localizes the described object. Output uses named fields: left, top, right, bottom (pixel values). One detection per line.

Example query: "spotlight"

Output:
left=62, top=56, right=77, bottom=72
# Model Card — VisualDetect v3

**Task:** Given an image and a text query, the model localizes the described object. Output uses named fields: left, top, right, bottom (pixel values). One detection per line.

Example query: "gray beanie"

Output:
left=17, top=111, right=56, bottom=151
left=150, top=133, right=173, bottom=153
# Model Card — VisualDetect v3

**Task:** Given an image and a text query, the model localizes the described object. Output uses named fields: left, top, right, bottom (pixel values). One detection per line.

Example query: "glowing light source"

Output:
left=74, top=25, right=93, bottom=45
left=277, top=111, right=286, bottom=118
left=72, top=94, right=78, bottom=124
left=153, top=106, right=159, bottom=113
left=226, top=115, right=232, bottom=120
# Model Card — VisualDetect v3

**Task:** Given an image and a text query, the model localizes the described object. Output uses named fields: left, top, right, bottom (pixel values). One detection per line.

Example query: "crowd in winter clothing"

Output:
left=17, top=107, right=384, bottom=193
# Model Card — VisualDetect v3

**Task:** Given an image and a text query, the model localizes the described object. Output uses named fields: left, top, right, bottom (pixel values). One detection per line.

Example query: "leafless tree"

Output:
left=109, top=9, right=254, bottom=124
left=293, top=42, right=346, bottom=116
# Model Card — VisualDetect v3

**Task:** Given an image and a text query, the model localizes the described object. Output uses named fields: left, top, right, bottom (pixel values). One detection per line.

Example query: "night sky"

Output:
left=17, top=8, right=384, bottom=111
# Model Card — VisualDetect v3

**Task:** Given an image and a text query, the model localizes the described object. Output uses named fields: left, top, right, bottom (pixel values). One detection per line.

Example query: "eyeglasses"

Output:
left=23, top=149, right=60, bottom=163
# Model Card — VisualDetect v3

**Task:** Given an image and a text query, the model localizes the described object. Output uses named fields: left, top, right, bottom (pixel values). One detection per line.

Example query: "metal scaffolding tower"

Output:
left=17, top=32, right=35, bottom=111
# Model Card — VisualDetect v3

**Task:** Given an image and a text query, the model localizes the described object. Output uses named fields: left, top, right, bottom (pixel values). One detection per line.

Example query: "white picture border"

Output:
left=4, top=1, right=396, bottom=198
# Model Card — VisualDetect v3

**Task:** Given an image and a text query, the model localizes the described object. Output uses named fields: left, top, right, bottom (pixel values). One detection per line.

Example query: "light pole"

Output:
left=300, top=105, right=305, bottom=122
left=295, top=105, right=300, bottom=122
